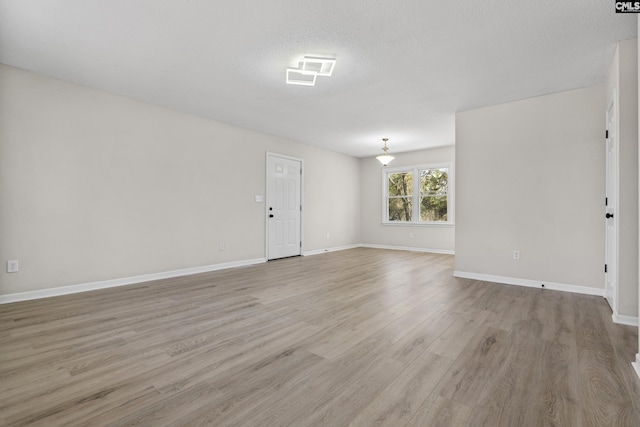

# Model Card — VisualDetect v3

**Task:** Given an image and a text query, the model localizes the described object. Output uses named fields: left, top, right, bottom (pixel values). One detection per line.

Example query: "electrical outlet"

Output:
left=326, top=233, right=330, bottom=239
left=219, top=242, right=225, bottom=251
left=513, top=250, right=520, bottom=260
left=408, top=232, right=414, bottom=239
left=7, top=260, right=19, bottom=273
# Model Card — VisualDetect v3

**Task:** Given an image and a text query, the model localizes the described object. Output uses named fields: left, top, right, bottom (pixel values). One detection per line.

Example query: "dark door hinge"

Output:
left=605, top=264, right=608, bottom=273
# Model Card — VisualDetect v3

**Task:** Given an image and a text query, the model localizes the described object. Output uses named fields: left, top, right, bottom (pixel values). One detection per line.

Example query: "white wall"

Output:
left=359, top=146, right=455, bottom=252
left=455, top=85, right=605, bottom=290
left=619, top=38, right=639, bottom=320
left=0, top=65, right=360, bottom=296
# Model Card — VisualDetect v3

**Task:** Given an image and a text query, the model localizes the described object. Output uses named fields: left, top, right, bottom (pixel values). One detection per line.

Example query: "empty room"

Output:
left=1, top=1, right=640, bottom=426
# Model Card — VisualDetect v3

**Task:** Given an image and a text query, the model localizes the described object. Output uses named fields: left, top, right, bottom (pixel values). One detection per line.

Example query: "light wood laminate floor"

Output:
left=1, top=248, right=639, bottom=426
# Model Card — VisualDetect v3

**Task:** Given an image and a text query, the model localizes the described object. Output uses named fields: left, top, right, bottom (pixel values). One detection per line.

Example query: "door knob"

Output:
left=606, top=213, right=614, bottom=219
left=269, top=214, right=274, bottom=218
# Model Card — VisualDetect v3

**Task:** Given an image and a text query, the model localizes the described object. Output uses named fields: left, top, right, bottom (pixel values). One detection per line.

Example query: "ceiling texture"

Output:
left=0, top=1, right=636, bottom=157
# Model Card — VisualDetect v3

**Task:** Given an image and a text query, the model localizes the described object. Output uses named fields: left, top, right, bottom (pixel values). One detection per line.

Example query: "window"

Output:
left=387, top=171, right=413, bottom=221
left=383, top=163, right=452, bottom=225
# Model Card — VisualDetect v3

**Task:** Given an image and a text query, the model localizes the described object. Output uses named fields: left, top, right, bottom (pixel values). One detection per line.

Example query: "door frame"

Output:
left=265, top=152, right=304, bottom=260
left=604, top=90, right=619, bottom=314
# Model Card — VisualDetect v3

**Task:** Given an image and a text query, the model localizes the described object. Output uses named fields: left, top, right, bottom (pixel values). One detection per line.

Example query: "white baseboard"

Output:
left=453, top=271, right=604, bottom=297
left=633, top=354, right=640, bottom=381
left=360, top=243, right=454, bottom=255
left=0, top=258, right=266, bottom=304
left=611, top=314, right=639, bottom=327
left=303, top=244, right=361, bottom=256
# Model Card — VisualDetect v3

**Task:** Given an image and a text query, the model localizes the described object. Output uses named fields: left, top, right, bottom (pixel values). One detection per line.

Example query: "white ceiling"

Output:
left=0, top=1, right=636, bottom=157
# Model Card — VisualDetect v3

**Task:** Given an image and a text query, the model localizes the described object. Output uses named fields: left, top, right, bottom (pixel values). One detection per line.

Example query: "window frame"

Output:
left=381, top=162, right=454, bottom=227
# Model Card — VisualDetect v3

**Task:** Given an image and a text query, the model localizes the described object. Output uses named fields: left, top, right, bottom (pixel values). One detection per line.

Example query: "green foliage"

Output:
left=388, top=172, right=412, bottom=221
left=420, top=196, right=447, bottom=221
left=420, top=169, right=447, bottom=221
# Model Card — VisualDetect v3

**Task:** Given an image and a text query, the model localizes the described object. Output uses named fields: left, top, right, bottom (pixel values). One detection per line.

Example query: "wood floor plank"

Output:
left=176, top=349, right=326, bottom=426
left=348, top=351, right=453, bottom=426
left=463, top=319, right=546, bottom=426
left=527, top=339, right=581, bottom=426
left=384, top=305, right=458, bottom=365
left=0, top=248, right=638, bottom=426
left=435, top=325, right=511, bottom=407
left=152, top=320, right=321, bottom=395
left=105, top=381, right=218, bottom=427
left=424, top=308, right=491, bottom=360
left=597, top=303, right=640, bottom=421
left=306, top=293, right=437, bottom=359
left=483, top=296, right=526, bottom=332
left=1, top=349, right=173, bottom=424
left=233, top=301, right=441, bottom=426
left=299, top=355, right=405, bottom=427
left=575, top=296, right=639, bottom=426
left=406, top=394, right=472, bottom=427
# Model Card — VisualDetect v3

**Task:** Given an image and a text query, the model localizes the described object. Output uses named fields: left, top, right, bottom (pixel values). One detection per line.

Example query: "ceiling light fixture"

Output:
left=286, top=55, right=336, bottom=86
left=286, top=68, right=317, bottom=86
left=300, top=56, right=336, bottom=76
left=376, top=138, right=395, bottom=166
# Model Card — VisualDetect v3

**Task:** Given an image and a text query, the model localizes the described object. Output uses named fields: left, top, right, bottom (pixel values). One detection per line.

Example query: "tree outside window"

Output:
left=419, top=168, right=448, bottom=221
left=384, top=164, right=451, bottom=224
left=388, top=172, right=413, bottom=221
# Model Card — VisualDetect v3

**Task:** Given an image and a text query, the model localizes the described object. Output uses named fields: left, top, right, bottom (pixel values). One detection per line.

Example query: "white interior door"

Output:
left=604, top=97, right=617, bottom=312
left=267, top=154, right=302, bottom=260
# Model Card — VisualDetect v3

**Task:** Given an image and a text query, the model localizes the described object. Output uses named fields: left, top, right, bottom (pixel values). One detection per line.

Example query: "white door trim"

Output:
left=265, top=152, right=304, bottom=260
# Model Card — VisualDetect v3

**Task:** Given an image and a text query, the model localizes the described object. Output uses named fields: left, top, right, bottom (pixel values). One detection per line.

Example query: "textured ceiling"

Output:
left=0, top=1, right=636, bottom=157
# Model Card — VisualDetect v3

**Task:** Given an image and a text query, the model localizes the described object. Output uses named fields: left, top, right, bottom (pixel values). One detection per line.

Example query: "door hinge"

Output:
left=605, top=264, right=608, bottom=273
left=606, top=130, right=609, bottom=139
left=605, top=197, right=608, bottom=206
left=300, top=168, right=302, bottom=175
left=300, top=205, right=302, bottom=212
left=300, top=241, right=302, bottom=248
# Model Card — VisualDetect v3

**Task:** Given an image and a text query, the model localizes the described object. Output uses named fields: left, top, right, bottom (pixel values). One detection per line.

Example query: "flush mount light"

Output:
left=300, top=56, right=336, bottom=77
left=286, top=68, right=318, bottom=86
left=286, top=55, right=336, bottom=86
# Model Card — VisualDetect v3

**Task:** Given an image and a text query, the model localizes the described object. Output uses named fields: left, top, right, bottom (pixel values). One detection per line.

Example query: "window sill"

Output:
left=381, top=222, right=454, bottom=228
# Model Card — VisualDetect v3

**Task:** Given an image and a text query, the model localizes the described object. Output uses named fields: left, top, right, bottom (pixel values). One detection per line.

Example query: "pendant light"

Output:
left=376, top=138, right=395, bottom=166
